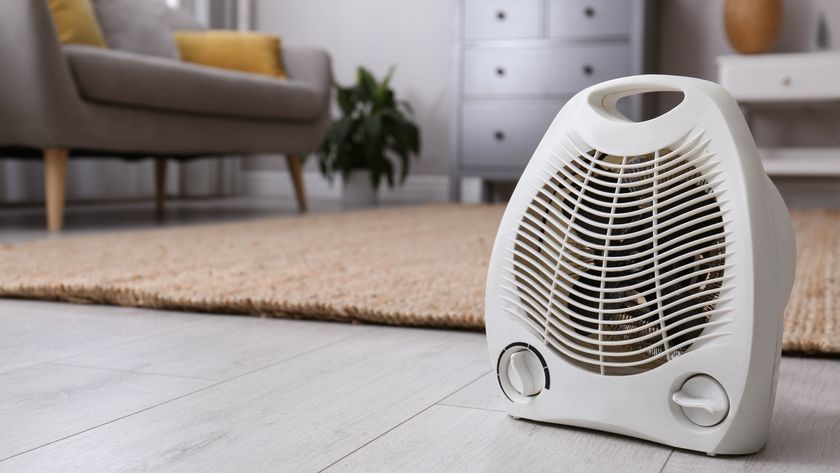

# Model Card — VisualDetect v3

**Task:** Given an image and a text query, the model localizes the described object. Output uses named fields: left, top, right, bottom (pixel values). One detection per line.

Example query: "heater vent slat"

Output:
left=502, top=302, right=730, bottom=360
left=508, top=133, right=731, bottom=376
left=522, top=200, right=726, bottom=264
left=503, top=279, right=735, bottom=340
left=558, top=148, right=716, bottom=191
left=536, top=167, right=720, bottom=240
left=511, top=221, right=731, bottom=280
left=509, top=252, right=733, bottom=308
left=544, top=149, right=720, bottom=203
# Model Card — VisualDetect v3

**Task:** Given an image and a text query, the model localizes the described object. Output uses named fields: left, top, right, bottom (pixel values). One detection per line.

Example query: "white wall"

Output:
left=659, top=0, right=840, bottom=81
left=658, top=0, right=840, bottom=208
left=250, top=0, right=455, bottom=176
left=658, top=0, right=840, bottom=149
left=250, top=0, right=840, bottom=175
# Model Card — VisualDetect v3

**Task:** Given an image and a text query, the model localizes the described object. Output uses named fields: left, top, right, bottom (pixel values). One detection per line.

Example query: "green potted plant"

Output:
left=318, top=66, right=421, bottom=208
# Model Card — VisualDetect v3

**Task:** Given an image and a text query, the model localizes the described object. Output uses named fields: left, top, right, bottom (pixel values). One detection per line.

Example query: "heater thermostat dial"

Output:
left=497, top=344, right=549, bottom=401
left=508, top=350, right=543, bottom=396
left=673, top=375, right=730, bottom=427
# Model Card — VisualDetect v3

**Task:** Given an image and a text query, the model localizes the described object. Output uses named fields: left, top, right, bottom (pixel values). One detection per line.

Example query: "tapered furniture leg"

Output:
left=43, top=148, right=69, bottom=232
left=155, top=158, right=167, bottom=219
left=286, top=154, right=308, bottom=213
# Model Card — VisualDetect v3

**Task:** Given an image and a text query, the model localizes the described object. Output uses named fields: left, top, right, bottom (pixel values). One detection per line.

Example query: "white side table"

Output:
left=717, top=52, right=840, bottom=176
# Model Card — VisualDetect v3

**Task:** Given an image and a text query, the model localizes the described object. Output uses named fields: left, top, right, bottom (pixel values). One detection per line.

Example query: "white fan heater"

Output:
left=485, top=75, right=796, bottom=455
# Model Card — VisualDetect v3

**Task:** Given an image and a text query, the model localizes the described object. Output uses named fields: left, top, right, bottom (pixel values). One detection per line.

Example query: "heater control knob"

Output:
left=672, top=375, right=730, bottom=427
left=507, top=350, right=544, bottom=397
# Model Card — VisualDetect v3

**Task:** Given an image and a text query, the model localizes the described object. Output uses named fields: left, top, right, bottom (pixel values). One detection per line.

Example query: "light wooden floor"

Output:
left=0, top=300, right=837, bottom=473
left=1, top=198, right=838, bottom=472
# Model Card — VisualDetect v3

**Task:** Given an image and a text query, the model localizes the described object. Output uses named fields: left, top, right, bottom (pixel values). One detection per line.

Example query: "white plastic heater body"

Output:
left=485, top=75, right=796, bottom=455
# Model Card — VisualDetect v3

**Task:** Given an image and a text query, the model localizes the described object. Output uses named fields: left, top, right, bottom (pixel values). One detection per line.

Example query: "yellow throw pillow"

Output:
left=47, top=0, right=108, bottom=47
left=175, top=31, right=287, bottom=79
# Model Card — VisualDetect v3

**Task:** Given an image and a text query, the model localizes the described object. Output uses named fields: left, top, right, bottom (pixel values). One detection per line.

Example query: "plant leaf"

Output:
left=336, top=85, right=354, bottom=115
left=316, top=65, right=421, bottom=191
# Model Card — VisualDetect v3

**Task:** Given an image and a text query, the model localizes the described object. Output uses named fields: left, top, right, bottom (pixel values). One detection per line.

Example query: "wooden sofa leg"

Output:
left=43, top=148, right=69, bottom=232
left=286, top=154, right=308, bottom=213
left=155, top=158, right=167, bottom=219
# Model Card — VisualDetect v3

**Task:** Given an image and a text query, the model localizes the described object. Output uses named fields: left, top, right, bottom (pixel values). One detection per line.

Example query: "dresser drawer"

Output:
left=718, top=53, right=840, bottom=102
left=548, top=0, right=633, bottom=39
left=463, top=0, right=542, bottom=40
left=463, top=43, right=631, bottom=96
left=461, top=100, right=565, bottom=168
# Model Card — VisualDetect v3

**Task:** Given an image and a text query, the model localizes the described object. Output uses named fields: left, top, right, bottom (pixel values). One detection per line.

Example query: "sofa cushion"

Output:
left=93, top=0, right=179, bottom=59
left=93, top=0, right=205, bottom=59
left=47, top=0, right=108, bottom=47
left=175, top=31, right=287, bottom=79
left=64, top=45, right=323, bottom=121
left=163, top=6, right=205, bottom=31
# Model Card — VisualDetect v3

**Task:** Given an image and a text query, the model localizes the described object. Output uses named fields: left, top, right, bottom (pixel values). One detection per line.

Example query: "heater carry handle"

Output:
left=583, top=75, right=710, bottom=124
left=576, top=75, right=718, bottom=155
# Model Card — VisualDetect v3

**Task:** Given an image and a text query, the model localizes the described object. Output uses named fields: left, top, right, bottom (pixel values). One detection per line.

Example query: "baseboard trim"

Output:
left=243, top=171, right=482, bottom=203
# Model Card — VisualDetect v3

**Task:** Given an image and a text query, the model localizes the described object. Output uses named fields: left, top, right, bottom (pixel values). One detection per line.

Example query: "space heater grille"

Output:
left=502, top=133, right=733, bottom=376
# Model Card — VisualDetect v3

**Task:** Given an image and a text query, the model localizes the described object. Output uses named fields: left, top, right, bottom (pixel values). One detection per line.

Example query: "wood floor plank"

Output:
left=323, top=404, right=672, bottom=473
left=439, top=371, right=504, bottom=411
left=662, top=357, right=840, bottom=473
left=0, top=327, right=489, bottom=473
left=0, top=363, right=210, bottom=460
left=0, top=300, right=204, bottom=375
left=442, top=358, right=840, bottom=472
left=58, top=316, right=368, bottom=380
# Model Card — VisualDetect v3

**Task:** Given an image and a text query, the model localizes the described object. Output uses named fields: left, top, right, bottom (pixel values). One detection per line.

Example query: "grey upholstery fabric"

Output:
left=93, top=0, right=181, bottom=59
left=66, top=46, right=324, bottom=121
left=0, top=0, right=332, bottom=156
left=161, top=4, right=205, bottom=31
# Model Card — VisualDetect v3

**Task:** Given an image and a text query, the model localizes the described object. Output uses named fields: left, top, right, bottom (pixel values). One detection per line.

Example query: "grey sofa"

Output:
left=0, top=0, right=332, bottom=231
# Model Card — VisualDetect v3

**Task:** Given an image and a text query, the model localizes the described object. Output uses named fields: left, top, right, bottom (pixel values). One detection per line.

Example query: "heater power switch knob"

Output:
left=507, top=350, right=544, bottom=397
left=672, top=375, right=730, bottom=427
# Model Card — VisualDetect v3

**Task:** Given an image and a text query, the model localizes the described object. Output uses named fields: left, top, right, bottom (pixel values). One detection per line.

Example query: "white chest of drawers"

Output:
left=451, top=0, right=657, bottom=200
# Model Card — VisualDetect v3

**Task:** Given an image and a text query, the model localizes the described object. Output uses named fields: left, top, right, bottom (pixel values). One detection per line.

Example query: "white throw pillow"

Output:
left=93, top=0, right=203, bottom=59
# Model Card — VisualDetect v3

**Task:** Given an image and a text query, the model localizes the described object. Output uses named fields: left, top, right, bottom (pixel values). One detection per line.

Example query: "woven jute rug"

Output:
left=0, top=204, right=836, bottom=354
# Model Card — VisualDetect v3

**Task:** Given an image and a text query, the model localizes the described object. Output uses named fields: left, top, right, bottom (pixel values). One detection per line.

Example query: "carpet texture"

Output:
left=0, top=204, right=836, bottom=354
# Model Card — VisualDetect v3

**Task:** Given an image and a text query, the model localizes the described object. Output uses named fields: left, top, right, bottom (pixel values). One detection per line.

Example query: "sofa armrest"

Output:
left=282, top=47, right=332, bottom=116
left=0, top=0, right=84, bottom=148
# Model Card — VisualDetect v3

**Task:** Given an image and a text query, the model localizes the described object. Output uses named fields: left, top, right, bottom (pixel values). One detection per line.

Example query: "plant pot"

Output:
left=724, top=0, right=782, bottom=54
left=342, top=171, right=379, bottom=209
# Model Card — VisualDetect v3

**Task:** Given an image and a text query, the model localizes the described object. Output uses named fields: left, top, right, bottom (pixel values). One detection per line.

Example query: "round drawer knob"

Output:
left=584, top=6, right=596, bottom=18
left=496, top=10, right=506, bottom=21
left=583, top=64, right=594, bottom=76
left=782, top=76, right=792, bottom=86
left=494, top=130, right=506, bottom=141
left=495, top=67, right=506, bottom=77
